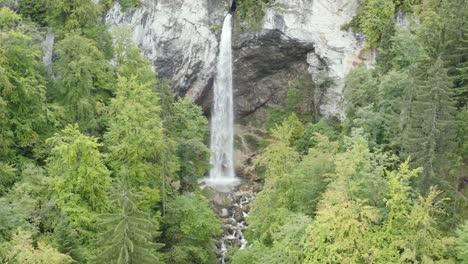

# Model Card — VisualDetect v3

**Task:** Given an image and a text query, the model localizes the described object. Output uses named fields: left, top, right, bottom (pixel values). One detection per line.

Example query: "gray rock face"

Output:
left=105, top=0, right=365, bottom=175
left=105, top=0, right=226, bottom=99
left=105, top=0, right=364, bottom=119
left=232, top=30, right=315, bottom=118
left=262, top=0, right=364, bottom=118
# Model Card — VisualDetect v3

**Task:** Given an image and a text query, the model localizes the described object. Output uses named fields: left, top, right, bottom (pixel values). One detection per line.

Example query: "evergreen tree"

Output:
left=46, top=124, right=111, bottom=231
left=344, top=67, right=379, bottom=121
left=168, top=97, right=210, bottom=191
left=1, top=230, right=73, bottom=263
left=359, top=0, right=395, bottom=48
left=304, top=138, right=380, bottom=263
left=455, top=221, right=468, bottom=262
left=0, top=10, right=51, bottom=160
left=104, top=76, right=177, bottom=207
left=94, top=178, right=162, bottom=264
left=451, top=19, right=468, bottom=108
left=369, top=161, right=456, bottom=262
left=53, top=34, right=111, bottom=132
left=47, top=0, right=100, bottom=37
left=162, top=195, right=221, bottom=264
left=401, top=59, right=457, bottom=190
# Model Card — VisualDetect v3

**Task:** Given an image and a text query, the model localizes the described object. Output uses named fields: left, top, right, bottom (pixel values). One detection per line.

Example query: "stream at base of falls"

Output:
left=200, top=181, right=261, bottom=264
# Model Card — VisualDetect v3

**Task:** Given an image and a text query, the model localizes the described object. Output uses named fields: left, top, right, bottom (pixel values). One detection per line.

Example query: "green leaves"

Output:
left=47, top=0, right=101, bottom=37
left=1, top=230, right=73, bottom=264
left=94, top=180, right=162, bottom=264
left=163, top=195, right=221, bottom=264
left=47, top=125, right=111, bottom=229
left=359, top=0, right=395, bottom=48
left=0, top=7, right=21, bottom=29
left=53, top=34, right=111, bottom=132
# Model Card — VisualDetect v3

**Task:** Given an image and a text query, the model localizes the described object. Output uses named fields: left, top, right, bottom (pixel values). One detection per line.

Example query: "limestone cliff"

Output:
left=104, top=0, right=365, bottom=177
left=105, top=0, right=364, bottom=119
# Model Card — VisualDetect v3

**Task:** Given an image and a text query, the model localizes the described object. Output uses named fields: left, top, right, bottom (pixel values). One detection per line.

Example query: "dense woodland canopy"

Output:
left=0, top=0, right=467, bottom=263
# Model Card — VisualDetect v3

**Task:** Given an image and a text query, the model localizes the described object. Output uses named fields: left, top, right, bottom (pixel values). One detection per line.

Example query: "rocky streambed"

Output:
left=200, top=181, right=262, bottom=264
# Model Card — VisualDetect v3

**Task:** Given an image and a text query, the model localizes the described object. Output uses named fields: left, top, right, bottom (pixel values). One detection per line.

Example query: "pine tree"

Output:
left=401, top=59, right=457, bottom=190
left=94, top=178, right=162, bottom=264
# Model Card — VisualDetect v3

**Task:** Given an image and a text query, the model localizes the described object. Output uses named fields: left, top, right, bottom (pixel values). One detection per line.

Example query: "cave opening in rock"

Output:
left=230, top=0, right=237, bottom=13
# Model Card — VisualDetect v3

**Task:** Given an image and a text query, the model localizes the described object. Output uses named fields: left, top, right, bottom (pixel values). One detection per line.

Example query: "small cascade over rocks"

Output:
left=200, top=182, right=261, bottom=264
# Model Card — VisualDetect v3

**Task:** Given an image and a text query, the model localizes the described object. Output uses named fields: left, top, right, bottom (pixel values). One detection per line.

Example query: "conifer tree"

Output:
left=104, top=77, right=178, bottom=204
left=163, top=195, right=221, bottom=264
left=304, top=135, right=381, bottom=263
left=1, top=230, right=73, bottom=263
left=53, top=34, right=111, bottom=132
left=46, top=124, right=111, bottom=230
left=369, top=161, right=456, bottom=262
left=401, top=59, right=457, bottom=189
left=94, top=177, right=162, bottom=264
left=47, top=0, right=100, bottom=36
left=455, top=221, right=468, bottom=262
left=0, top=10, right=51, bottom=160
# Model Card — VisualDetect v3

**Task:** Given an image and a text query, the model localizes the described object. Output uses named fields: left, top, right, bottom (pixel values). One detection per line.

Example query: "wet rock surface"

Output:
left=200, top=181, right=261, bottom=264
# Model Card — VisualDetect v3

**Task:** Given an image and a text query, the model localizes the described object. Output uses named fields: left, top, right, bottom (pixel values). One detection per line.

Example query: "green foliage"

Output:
left=455, top=221, right=468, bottom=262
left=236, top=0, right=270, bottom=29
left=104, top=76, right=178, bottom=208
left=18, top=0, right=48, bottom=25
left=401, top=59, right=457, bottom=189
left=0, top=7, right=21, bottom=29
left=369, top=162, right=456, bottom=263
left=0, top=163, right=17, bottom=195
left=359, top=0, right=395, bottom=48
left=94, top=179, right=163, bottom=264
left=53, top=34, right=111, bottom=132
left=344, top=67, right=379, bottom=120
left=0, top=24, right=51, bottom=160
left=295, top=118, right=341, bottom=155
left=168, top=98, right=210, bottom=191
left=303, top=137, right=385, bottom=262
left=119, top=0, right=141, bottom=10
left=47, top=0, right=101, bottom=36
left=163, top=195, right=221, bottom=264
left=1, top=230, right=73, bottom=263
left=232, top=212, right=312, bottom=264
left=46, top=125, right=111, bottom=230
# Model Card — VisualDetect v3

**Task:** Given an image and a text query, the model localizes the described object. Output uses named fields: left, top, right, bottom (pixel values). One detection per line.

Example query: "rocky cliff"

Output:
left=105, top=0, right=363, bottom=118
left=105, top=0, right=365, bottom=176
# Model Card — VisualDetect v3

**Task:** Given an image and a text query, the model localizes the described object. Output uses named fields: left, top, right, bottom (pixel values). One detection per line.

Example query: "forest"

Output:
left=0, top=0, right=467, bottom=263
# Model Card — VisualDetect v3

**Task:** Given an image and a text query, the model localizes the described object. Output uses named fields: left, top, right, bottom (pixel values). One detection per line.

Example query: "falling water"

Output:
left=208, top=14, right=238, bottom=185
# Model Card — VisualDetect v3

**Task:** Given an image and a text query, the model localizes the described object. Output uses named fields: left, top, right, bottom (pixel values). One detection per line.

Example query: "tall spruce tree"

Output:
left=94, top=177, right=162, bottom=264
left=401, top=59, right=457, bottom=190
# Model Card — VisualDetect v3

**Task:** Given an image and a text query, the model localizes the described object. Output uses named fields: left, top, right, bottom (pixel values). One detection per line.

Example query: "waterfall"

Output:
left=208, top=14, right=238, bottom=185
left=42, top=32, right=55, bottom=67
